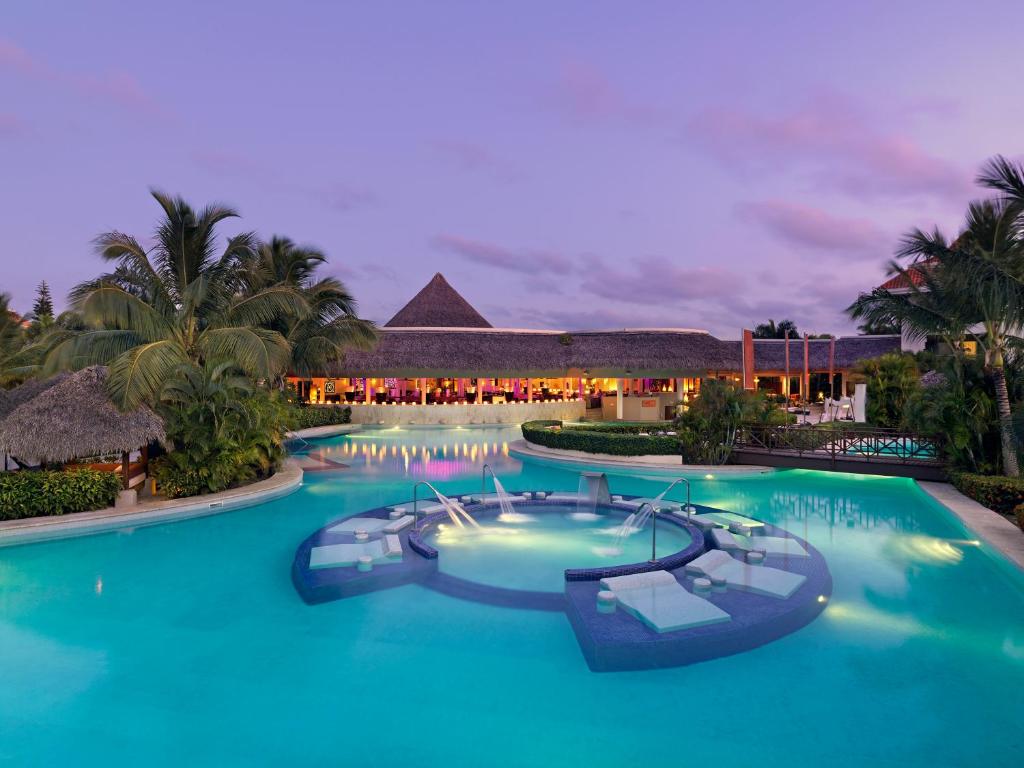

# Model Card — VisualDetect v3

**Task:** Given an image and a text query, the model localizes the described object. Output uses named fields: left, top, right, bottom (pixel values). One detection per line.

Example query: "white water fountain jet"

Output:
left=434, top=490, right=481, bottom=529
left=482, top=463, right=536, bottom=523
left=413, top=480, right=481, bottom=530
left=576, top=472, right=611, bottom=519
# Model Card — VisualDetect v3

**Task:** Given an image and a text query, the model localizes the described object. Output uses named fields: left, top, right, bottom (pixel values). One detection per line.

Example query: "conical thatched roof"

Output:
left=384, top=273, right=492, bottom=328
left=0, top=366, right=166, bottom=462
left=0, top=372, right=70, bottom=420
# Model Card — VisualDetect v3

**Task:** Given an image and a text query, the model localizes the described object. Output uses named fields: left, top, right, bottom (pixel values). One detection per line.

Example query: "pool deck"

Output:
left=509, top=440, right=773, bottom=475
left=918, top=481, right=1024, bottom=571
left=0, top=458, right=303, bottom=547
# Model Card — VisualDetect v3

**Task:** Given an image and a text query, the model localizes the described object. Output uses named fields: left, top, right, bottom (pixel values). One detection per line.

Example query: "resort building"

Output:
left=288, top=273, right=900, bottom=424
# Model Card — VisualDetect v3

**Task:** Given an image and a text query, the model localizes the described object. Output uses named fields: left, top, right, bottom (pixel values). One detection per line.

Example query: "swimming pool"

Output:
left=2, top=426, right=1022, bottom=767
left=427, top=504, right=692, bottom=592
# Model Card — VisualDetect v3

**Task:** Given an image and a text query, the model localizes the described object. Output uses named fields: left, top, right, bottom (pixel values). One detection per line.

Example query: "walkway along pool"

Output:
left=2, top=426, right=1023, bottom=766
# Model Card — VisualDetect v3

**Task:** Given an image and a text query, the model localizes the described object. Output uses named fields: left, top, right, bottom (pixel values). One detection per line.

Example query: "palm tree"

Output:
left=753, top=319, right=799, bottom=339
left=238, top=236, right=375, bottom=379
left=0, top=293, right=28, bottom=386
left=849, top=197, right=1024, bottom=476
left=47, top=190, right=308, bottom=410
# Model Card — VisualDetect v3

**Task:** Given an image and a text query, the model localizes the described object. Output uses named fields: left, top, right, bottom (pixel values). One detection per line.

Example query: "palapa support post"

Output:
left=121, top=450, right=131, bottom=490
left=803, top=333, right=810, bottom=403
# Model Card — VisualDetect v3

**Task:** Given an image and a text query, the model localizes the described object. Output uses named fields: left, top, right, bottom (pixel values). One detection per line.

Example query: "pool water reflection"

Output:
left=1, top=425, right=1022, bottom=768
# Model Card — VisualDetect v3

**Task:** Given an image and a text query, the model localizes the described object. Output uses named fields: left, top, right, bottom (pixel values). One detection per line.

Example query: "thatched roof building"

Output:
left=735, top=336, right=902, bottom=373
left=385, top=272, right=492, bottom=328
left=290, top=273, right=905, bottom=411
left=334, top=329, right=900, bottom=378
left=0, top=372, right=70, bottom=421
left=0, top=366, right=165, bottom=463
left=332, top=328, right=738, bottom=378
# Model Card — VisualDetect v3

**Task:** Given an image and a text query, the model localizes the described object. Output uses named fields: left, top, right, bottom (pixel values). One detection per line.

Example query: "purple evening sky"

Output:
left=2, top=1, right=1022, bottom=337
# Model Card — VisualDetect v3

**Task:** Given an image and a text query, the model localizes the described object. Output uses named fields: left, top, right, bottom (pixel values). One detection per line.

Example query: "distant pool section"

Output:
left=291, top=489, right=832, bottom=671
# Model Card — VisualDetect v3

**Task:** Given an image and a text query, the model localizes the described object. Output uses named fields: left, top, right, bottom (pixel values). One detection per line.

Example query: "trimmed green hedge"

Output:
left=0, top=469, right=123, bottom=520
left=522, top=420, right=682, bottom=457
left=951, top=473, right=1024, bottom=515
left=565, top=421, right=673, bottom=435
left=288, top=405, right=352, bottom=430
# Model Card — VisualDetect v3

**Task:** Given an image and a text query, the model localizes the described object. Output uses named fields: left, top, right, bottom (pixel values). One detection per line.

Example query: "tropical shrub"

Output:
left=674, top=380, right=787, bottom=463
left=151, top=363, right=288, bottom=498
left=951, top=472, right=1024, bottom=515
left=905, top=356, right=998, bottom=473
left=1015, top=503, right=1024, bottom=531
left=287, top=404, right=351, bottom=430
left=0, top=469, right=122, bottom=520
left=854, top=353, right=920, bottom=428
left=524, top=384, right=793, bottom=464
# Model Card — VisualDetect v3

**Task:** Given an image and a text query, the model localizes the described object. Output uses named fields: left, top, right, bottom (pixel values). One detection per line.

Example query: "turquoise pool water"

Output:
left=1, top=426, right=1022, bottom=767
left=427, top=504, right=692, bottom=592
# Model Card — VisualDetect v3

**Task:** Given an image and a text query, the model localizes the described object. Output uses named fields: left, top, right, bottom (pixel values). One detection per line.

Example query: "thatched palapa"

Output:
left=0, top=366, right=166, bottom=463
left=385, top=272, right=492, bottom=328
left=0, top=372, right=70, bottom=421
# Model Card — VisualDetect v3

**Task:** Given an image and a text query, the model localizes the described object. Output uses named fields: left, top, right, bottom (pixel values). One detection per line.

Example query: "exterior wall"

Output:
left=346, top=400, right=585, bottom=425
left=600, top=392, right=678, bottom=421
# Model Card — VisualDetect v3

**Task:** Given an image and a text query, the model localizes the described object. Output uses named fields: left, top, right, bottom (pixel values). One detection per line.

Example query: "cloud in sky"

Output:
left=431, top=233, right=575, bottom=275
left=687, top=93, right=972, bottom=204
left=545, top=57, right=664, bottom=126
left=0, top=37, right=164, bottom=117
left=431, top=139, right=496, bottom=172
left=191, top=149, right=375, bottom=213
left=736, top=200, right=891, bottom=256
left=580, top=256, right=740, bottom=303
left=0, top=112, right=27, bottom=135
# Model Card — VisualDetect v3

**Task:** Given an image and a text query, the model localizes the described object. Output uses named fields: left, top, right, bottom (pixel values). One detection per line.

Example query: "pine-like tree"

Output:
left=32, top=280, right=54, bottom=320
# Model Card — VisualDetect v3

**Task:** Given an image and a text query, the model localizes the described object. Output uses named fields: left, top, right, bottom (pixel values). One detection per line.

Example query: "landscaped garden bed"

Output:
left=0, top=469, right=122, bottom=520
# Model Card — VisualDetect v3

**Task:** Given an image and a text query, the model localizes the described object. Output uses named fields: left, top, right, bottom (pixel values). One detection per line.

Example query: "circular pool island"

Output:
left=291, top=489, right=832, bottom=671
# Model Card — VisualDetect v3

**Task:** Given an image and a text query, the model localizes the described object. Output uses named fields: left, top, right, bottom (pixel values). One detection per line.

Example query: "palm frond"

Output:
left=224, top=286, right=308, bottom=327
left=107, top=339, right=190, bottom=410
left=79, top=286, right=172, bottom=341
left=977, top=155, right=1024, bottom=202
left=198, top=327, right=292, bottom=379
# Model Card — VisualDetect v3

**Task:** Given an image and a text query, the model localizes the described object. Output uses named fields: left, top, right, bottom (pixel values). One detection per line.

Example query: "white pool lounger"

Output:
left=674, top=511, right=721, bottom=531
left=711, top=528, right=809, bottom=558
left=326, top=517, right=391, bottom=535
left=309, top=537, right=404, bottom=569
left=599, top=570, right=730, bottom=633
left=618, top=497, right=683, bottom=513
left=685, top=550, right=806, bottom=599
left=383, top=515, right=414, bottom=534
left=697, top=512, right=765, bottom=529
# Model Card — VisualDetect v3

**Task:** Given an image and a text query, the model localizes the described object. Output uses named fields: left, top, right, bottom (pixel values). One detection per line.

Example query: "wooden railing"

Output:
left=734, top=424, right=943, bottom=465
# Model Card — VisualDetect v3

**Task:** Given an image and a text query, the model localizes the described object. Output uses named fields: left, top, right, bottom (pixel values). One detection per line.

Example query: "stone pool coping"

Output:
left=509, top=439, right=773, bottom=475
left=0, top=458, right=303, bottom=548
left=918, top=481, right=1024, bottom=571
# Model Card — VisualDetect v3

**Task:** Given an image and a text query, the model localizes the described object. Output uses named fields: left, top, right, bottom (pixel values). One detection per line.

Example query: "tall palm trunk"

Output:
left=991, top=364, right=1019, bottom=477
